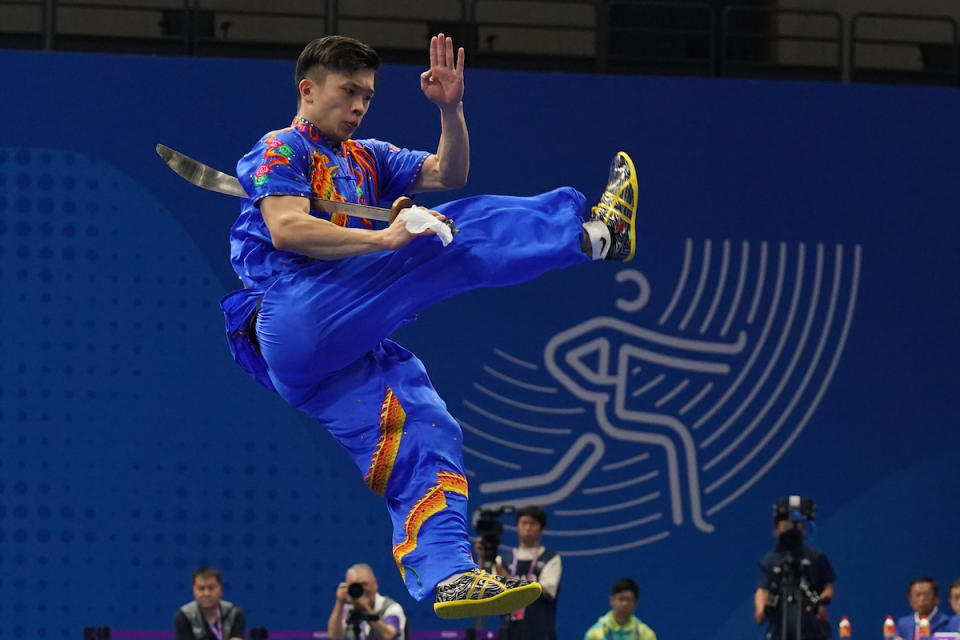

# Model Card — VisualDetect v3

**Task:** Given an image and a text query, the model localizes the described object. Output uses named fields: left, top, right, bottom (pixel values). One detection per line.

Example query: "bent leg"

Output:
left=297, top=341, right=476, bottom=601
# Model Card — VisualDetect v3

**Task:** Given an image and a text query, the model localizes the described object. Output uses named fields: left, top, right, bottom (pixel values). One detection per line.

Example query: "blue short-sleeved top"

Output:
left=229, top=116, right=430, bottom=287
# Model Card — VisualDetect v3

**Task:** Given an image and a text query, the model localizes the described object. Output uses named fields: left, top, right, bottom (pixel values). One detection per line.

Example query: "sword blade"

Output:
left=155, top=144, right=393, bottom=222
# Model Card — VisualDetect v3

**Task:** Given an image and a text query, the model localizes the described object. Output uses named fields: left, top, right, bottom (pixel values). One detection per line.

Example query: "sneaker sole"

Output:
left=433, top=582, right=542, bottom=619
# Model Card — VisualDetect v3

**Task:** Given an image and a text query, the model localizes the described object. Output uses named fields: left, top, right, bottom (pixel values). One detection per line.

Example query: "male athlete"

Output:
left=221, top=34, right=638, bottom=618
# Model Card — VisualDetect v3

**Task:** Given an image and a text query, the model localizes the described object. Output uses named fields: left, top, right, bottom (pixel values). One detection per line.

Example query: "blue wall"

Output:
left=1, top=49, right=958, bottom=640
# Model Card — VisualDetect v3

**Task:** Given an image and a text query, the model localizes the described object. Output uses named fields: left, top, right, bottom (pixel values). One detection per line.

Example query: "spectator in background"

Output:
left=584, top=578, right=656, bottom=640
left=895, top=577, right=952, bottom=640
left=947, top=577, right=960, bottom=632
left=328, top=563, right=406, bottom=640
left=496, top=505, right=562, bottom=640
left=174, top=567, right=246, bottom=640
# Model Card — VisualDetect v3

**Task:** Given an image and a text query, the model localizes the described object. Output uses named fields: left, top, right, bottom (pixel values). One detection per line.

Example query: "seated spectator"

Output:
left=328, top=563, right=406, bottom=640
left=584, top=578, right=656, bottom=640
left=895, top=577, right=951, bottom=639
left=174, top=567, right=246, bottom=640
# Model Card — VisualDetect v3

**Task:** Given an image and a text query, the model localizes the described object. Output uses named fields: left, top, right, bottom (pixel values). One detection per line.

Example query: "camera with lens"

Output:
left=773, top=495, right=815, bottom=556
left=473, top=505, right=515, bottom=569
left=347, top=582, right=365, bottom=599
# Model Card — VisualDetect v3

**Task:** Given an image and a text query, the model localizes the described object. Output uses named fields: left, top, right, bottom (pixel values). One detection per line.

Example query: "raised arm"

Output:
left=412, top=33, right=469, bottom=192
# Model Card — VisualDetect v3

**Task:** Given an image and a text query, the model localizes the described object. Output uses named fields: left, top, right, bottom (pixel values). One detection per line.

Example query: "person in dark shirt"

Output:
left=174, top=567, right=246, bottom=640
left=497, top=506, right=562, bottom=640
left=754, top=497, right=835, bottom=640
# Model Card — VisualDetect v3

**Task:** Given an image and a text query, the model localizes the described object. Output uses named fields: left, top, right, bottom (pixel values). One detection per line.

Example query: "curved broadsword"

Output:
left=156, top=143, right=412, bottom=223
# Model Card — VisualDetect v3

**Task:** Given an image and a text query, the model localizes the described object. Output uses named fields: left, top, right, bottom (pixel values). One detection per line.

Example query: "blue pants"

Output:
left=222, top=187, right=589, bottom=600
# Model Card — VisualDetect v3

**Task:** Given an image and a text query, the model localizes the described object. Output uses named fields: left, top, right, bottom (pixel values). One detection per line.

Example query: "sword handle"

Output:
left=388, top=195, right=460, bottom=234
left=389, top=196, right=414, bottom=223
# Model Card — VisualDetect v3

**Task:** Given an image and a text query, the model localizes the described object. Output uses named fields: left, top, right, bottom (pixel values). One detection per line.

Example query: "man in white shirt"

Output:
left=328, top=563, right=406, bottom=640
left=496, top=506, right=562, bottom=640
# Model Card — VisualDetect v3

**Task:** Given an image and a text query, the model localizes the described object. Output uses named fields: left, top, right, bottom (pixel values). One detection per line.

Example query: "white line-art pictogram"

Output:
left=458, top=239, right=861, bottom=556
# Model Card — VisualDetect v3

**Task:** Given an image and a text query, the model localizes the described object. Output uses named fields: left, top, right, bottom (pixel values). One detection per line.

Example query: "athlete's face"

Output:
left=298, top=69, right=376, bottom=144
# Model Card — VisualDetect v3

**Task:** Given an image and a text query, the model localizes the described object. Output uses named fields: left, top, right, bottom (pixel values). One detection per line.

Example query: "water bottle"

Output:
left=883, top=616, right=896, bottom=640
left=838, top=616, right=852, bottom=638
left=918, top=617, right=931, bottom=640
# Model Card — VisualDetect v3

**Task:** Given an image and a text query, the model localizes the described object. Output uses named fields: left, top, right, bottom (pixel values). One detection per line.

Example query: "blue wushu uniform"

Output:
left=221, top=116, right=588, bottom=600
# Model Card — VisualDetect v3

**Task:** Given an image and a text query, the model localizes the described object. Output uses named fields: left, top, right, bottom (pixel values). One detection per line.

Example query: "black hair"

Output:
left=516, top=505, right=547, bottom=528
left=908, top=576, right=939, bottom=597
left=295, top=35, right=380, bottom=96
left=611, top=578, right=639, bottom=598
left=192, top=566, right=222, bottom=584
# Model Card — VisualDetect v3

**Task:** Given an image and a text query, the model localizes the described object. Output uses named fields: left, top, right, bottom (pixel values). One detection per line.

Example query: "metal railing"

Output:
left=603, top=0, right=714, bottom=76
left=1, top=0, right=959, bottom=86
left=722, top=6, right=842, bottom=81
left=851, top=12, right=959, bottom=86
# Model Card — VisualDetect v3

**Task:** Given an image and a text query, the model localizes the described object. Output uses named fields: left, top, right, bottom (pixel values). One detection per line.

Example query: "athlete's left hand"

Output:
left=421, top=33, right=465, bottom=108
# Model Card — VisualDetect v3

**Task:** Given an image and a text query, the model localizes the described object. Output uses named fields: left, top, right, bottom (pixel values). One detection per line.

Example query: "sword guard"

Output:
left=389, top=196, right=414, bottom=222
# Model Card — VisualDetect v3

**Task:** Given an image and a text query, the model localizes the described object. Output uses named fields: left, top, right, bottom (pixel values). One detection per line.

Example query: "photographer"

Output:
left=753, top=497, right=836, bottom=640
left=328, top=564, right=406, bottom=640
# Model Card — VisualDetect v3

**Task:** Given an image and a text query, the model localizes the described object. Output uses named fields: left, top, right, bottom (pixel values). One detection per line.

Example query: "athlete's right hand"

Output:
left=380, top=207, right=446, bottom=250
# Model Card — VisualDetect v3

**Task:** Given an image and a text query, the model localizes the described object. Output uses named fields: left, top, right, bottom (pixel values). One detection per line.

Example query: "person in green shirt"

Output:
left=584, top=578, right=657, bottom=640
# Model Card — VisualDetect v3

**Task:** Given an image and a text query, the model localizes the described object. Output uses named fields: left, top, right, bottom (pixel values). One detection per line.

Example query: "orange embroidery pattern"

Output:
left=310, top=151, right=349, bottom=227
left=393, top=483, right=446, bottom=579
left=343, top=140, right=381, bottom=203
left=437, top=471, right=469, bottom=498
left=392, top=471, right=469, bottom=579
left=364, top=388, right=406, bottom=496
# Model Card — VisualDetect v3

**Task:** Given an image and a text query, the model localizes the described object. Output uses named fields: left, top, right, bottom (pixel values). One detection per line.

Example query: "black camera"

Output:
left=772, top=496, right=816, bottom=524
left=773, top=496, right=816, bottom=556
left=348, top=582, right=365, bottom=599
left=473, top=505, right=515, bottom=568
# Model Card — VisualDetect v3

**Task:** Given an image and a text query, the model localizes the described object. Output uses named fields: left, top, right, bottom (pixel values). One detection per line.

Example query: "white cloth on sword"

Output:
left=398, top=206, right=453, bottom=246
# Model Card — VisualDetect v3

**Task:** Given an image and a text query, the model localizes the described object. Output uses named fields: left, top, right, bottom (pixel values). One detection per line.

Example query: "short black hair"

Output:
left=517, top=505, right=547, bottom=528
left=295, top=35, right=380, bottom=91
left=908, top=576, right=939, bottom=597
left=192, top=567, right=222, bottom=584
left=611, top=578, right=639, bottom=598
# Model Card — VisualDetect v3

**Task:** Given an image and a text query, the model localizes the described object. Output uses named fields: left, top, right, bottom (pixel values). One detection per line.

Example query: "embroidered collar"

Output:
left=291, top=116, right=343, bottom=150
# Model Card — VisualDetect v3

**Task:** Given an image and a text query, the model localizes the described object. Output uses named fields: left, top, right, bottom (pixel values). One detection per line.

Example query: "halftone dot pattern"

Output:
left=0, top=147, right=403, bottom=640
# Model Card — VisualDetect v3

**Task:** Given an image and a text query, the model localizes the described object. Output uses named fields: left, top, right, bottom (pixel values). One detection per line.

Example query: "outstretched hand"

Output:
left=421, top=33, right=465, bottom=109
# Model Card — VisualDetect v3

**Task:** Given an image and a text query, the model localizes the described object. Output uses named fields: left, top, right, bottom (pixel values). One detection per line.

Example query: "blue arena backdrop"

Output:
left=0, top=49, right=958, bottom=640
